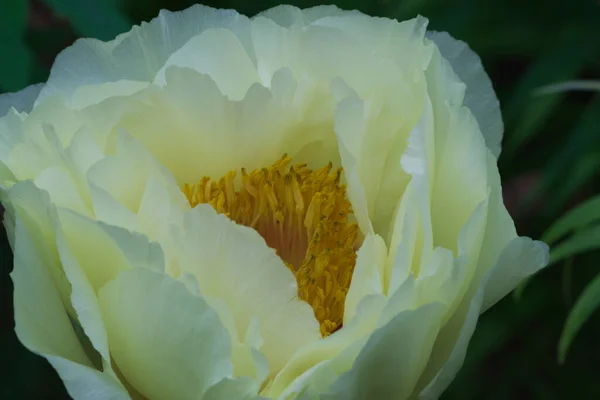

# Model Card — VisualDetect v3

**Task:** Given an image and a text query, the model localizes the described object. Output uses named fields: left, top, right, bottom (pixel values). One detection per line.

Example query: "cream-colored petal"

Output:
left=121, top=65, right=336, bottom=185
left=65, top=129, right=104, bottom=181
left=87, top=131, right=179, bottom=212
left=257, top=5, right=357, bottom=28
left=0, top=83, right=43, bottom=116
left=46, top=357, right=130, bottom=400
left=11, top=216, right=87, bottom=364
left=483, top=237, right=549, bottom=311
left=429, top=111, right=487, bottom=254
left=34, top=167, right=91, bottom=217
left=314, top=15, right=433, bottom=74
left=155, top=29, right=259, bottom=100
left=136, top=175, right=188, bottom=243
left=89, top=184, right=138, bottom=232
left=417, top=288, right=483, bottom=400
left=266, top=294, right=387, bottom=397
left=11, top=212, right=128, bottom=399
left=478, top=151, right=549, bottom=311
left=3, top=119, right=72, bottom=182
left=325, top=303, right=444, bottom=400
left=422, top=42, right=489, bottom=258
left=98, top=268, right=233, bottom=400
left=343, top=233, right=386, bottom=324
left=5, top=181, right=72, bottom=311
left=70, top=80, right=149, bottom=110
left=36, top=5, right=252, bottom=104
left=333, top=71, right=426, bottom=240
left=427, top=32, right=503, bottom=158
left=175, top=205, right=321, bottom=375
left=56, top=207, right=164, bottom=292
left=56, top=228, right=111, bottom=365
left=409, top=204, right=487, bottom=397
left=262, top=295, right=387, bottom=399
left=202, top=378, right=263, bottom=400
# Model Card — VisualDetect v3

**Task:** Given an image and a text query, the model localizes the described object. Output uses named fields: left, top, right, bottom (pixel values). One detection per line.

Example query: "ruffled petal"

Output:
left=11, top=210, right=128, bottom=399
left=427, top=32, right=503, bottom=158
left=98, top=268, right=233, bottom=399
left=37, top=5, right=252, bottom=104
left=0, top=83, right=43, bottom=116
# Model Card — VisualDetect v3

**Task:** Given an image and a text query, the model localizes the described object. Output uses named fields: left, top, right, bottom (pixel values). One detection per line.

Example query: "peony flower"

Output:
left=0, top=4, right=548, bottom=400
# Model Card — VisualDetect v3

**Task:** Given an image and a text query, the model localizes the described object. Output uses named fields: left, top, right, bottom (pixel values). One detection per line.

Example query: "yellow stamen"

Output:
left=183, top=155, right=359, bottom=336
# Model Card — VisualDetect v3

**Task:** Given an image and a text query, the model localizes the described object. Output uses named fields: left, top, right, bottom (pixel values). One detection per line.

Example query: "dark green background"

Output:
left=1, top=0, right=600, bottom=398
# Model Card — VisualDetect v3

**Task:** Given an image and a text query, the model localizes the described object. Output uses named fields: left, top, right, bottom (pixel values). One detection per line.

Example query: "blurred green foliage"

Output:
left=1, top=0, right=600, bottom=399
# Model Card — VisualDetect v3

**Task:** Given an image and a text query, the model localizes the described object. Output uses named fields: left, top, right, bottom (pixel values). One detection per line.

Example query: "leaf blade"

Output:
left=559, top=272, right=600, bottom=363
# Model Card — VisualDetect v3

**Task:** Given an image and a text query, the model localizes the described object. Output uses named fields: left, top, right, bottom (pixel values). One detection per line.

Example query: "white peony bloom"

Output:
left=0, top=4, right=548, bottom=400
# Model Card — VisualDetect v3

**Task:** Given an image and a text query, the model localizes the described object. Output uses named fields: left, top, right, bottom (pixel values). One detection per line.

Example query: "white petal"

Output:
left=47, top=357, right=130, bottom=400
left=11, top=216, right=88, bottom=364
left=37, top=5, right=252, bottom=104
left=257, top=5, right=356, bottom=27
left=56, top=228, right=111, bottom=366
left=155, top=28, right=259, bottom=100
left=425, top=48, right=489, bottom=254
left=202, top=378, right=263, bottom=400
left=56, top=208, right=164, bottom=292
left=11, top=212, right=128, bottom=399
left=343, top=233, right=386, bottom=324
left=267, top=294, right=387, bottom=397
left=478, top=151, right=549, bottom=311
left=0, top=83, right=43, bottom=116
left=326, top=303, right=444, bottom=400
left=89, top=183, right=138, bottom=231
left=121, top=65, right=336, bottom=185
left=34, top=167, right=91, bottom=217
left=417, top=288, right=483, bottom=399
left=98, top=268, right=233, bottom=399
left=70, top=80, right=149, bottom=110
left=176, top=205, right=321, bottom=374
left=482, top=237, right=549, bottom=311
left=427, top=31, right=503, bottom=157
left=333, top=70, right=427, bottom=240
left=87, top=131, right=180, bottom=213
left=6, top=182, right=72, bottom=310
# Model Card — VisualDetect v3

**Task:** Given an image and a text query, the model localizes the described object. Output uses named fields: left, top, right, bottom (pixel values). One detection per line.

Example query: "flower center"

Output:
left=183, top=155, right=359, bottom=336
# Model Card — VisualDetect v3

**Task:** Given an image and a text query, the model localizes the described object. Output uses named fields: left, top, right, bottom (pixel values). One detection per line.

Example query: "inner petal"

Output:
left=183, top=155, right=360, bottom=336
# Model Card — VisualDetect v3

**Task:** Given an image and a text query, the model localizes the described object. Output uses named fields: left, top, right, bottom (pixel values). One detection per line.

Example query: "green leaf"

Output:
left=519, top=95, right=600, bottom=218
left=503, top=36, right=598, bottom=156
left=549, top=224, right=600, bottom=267
left=542, top=195, right=600, bottom=245
left=0, top=0, right=33, bottom=91
left=535, top=80, right=600, bottom=95
left=40, top=0, right=131, bottom=41
left=559, top=272, right=600, bottom=363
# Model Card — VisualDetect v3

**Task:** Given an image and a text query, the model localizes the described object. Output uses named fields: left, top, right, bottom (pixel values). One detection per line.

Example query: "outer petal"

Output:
left=478, top=152, right=549, bottom=311
left=427, top=32, right=503, bottom=158
left=0, top=83, right=43, bottom=116
left=36, top=5, right=253, bottom=104
left=154, top=28, right=259, bottom=100
left=11, top=214, right=128, bottom=399
left=267, top=294, right=388, bottom=398
left=202, top=378, right=264, bottom=400
left=325, top=303, right=444, bottom=400
left=5, top=181, right=73, bottom=311
left=417, top=288, right=483, bottom=400
left=98, top=268, right=233, bottom=400
left=257, top=5, right=358, bottom=28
